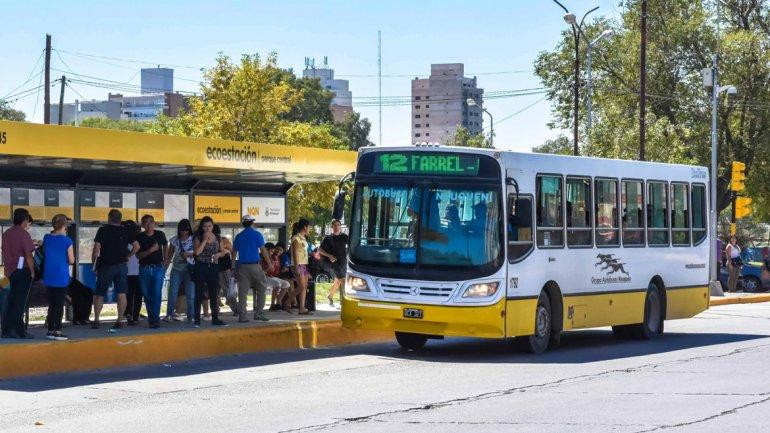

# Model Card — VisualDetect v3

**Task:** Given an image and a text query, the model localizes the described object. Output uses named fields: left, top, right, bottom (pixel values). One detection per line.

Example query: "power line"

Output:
left=485, top=95, right=548, bottom=129
left=55, top=49, right=200, bottom=70
left=65, top=82, right=114, bottom=118
left=54, top=49, right=203, bottom=84
left=2, top=50, right=45, bottom=100
left=336, top=70, right=532, bottom=78
left=31, top=64, right=46, bottom=120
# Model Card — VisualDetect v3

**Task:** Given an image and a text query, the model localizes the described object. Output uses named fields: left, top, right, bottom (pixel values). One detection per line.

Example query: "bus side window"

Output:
left=691, top=184, right=707, bottom=245
left=621, top=180, right=645, bottom=246
left=647, top=181, right=669, bottom=245
left=566, top=177, right=592, bottom=247
left=508, top=195, right=533, bottom=261
left=536, top=175, right=564, bottom=247
left=671, top=183, right=690, bottom=246
left=595, top=178, right=619, bottom=246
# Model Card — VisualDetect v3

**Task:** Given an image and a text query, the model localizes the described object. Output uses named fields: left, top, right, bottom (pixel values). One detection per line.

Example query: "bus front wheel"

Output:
left=516, top=292, right=552, bottom=354
left=395, top=332, right=428, bottom=351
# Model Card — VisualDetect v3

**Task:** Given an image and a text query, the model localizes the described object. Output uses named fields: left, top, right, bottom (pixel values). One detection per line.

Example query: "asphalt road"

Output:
left=2, top=303, right=770, bottom=433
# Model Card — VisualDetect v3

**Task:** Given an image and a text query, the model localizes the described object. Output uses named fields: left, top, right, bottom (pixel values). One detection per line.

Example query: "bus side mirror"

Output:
left=332, top=190, right=346, bottom=221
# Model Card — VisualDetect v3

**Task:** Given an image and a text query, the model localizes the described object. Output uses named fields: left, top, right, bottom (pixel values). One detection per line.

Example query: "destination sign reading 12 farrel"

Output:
left=374, top=153, right=480, bottom=176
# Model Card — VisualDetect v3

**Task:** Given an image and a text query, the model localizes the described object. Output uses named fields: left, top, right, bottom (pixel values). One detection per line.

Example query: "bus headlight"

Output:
left=346, top=276, right=370, bottom=294
left=461, top=282, right=499, bottom=298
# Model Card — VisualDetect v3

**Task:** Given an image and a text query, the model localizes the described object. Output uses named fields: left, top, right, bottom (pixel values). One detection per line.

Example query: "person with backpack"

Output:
left=43, top=214, right=74, bottom=341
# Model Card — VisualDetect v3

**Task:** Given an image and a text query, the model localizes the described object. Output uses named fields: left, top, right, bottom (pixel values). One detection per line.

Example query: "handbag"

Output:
left=226, top=275, right=238, bottom=300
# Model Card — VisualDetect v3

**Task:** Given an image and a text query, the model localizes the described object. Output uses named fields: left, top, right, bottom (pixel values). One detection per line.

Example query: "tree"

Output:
left=445, top=126, right=492, bottom=148
left=534, top=0, right=770, bottom=216
left=0, top=100, right=26, bottom=121
left=333, top=111, right=373, bottom=150
left=532, top=135, right=573, bottom=155
left=277, top=73, right=335, bottom=125
left=80, top=117, right=148, bottom=132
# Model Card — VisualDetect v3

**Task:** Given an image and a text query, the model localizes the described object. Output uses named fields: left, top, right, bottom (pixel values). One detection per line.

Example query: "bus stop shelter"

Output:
left=0, top=119, right=356, bottom=306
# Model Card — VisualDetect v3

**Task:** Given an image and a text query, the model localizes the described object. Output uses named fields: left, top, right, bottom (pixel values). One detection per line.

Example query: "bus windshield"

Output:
left=349, top=182, right=503, bottom=276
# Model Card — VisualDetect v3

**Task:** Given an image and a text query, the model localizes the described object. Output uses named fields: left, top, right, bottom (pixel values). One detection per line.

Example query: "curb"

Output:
left=710, top=294, right=770, bottom=306
left=0, top=320, right=392, bottom=380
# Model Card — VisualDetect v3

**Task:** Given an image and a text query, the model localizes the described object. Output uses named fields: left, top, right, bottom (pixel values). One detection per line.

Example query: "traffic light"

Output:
left=735, top=196, right=752, bottom=219
left=731, top=161, right=746, bottom=191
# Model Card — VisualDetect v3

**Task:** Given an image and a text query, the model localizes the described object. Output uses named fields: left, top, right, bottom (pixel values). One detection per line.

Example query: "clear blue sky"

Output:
left=1, top=0, right=623, bottom=152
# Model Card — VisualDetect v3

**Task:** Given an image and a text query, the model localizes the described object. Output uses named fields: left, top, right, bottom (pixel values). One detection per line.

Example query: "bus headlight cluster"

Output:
left=345, top=276, right=370, bottom=294
left=461, top=282, right=499, bottom=298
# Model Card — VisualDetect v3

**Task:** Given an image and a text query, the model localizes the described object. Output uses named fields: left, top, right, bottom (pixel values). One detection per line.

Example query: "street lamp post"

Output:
left=704, top=54, right=737, bottom=296
left=467, top=98, right=493, bottom=148
left=586, top=29, right=614, bottom=145
left=552, top=0, right=599, bottom=156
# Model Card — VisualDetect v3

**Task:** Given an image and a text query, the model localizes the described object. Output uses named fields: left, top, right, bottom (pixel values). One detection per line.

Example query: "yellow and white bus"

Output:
left=338, top=146, right=710, bottom=353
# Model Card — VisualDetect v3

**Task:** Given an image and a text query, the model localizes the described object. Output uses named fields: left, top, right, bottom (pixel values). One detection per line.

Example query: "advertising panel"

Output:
left=194, top=195, right=241, bottom=223
left=80, top=191, right=137, bottom=223
left=242, top=196, right=285, bottom=224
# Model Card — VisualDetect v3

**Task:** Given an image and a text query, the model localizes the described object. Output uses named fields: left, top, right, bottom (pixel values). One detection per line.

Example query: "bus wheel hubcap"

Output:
left=536, top=307, right=549, bottom=338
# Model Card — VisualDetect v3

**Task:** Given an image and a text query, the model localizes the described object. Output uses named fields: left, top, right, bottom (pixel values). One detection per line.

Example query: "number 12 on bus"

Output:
left=341, top=147, right=710, bottom=353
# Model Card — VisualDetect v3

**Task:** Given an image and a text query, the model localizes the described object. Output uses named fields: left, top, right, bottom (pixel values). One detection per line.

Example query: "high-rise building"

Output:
left=141, top=67, right=174, bottom=94
left=302, top=58, right=353, bottom=122
left=411, top=63, right=484, bottom=144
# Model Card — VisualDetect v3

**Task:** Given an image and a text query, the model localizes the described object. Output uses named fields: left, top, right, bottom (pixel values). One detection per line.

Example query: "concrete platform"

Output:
left=0, top=307, right=391, bottom=380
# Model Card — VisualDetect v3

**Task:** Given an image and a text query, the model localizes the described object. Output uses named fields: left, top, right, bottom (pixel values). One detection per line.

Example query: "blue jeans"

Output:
left=168, top=265, right=195, bottom=318
left=139, top=265, right=165, bottom=325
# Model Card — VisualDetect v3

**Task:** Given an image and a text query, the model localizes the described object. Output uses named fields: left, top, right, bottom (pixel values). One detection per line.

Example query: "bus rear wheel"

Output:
left=395, top=332, right=428, bottom=351
left=516, top=292, right=552, bottom=354
left=632, top=283, right=664, bottom=340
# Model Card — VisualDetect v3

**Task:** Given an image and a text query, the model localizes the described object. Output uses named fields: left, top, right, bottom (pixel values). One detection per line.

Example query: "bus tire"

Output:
left=395, top=332, right=428, bottom=351
left=632, top=283, right=664, bottom=340
left=516, top=292, right=552, bottom=354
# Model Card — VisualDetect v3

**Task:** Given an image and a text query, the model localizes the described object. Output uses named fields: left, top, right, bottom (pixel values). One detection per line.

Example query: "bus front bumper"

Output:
left=341, top=296, right=507, bottom=339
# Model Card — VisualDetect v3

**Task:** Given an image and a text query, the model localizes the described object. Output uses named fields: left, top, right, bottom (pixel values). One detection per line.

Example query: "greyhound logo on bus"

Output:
left=592, top=254, right=631, bottom=284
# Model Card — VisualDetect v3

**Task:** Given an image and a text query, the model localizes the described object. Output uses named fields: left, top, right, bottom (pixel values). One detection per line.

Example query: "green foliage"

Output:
left=332, top=111, right=373, bottom=150
left=445, top=126, right=492, bottom=148
left=532, top=135, right=573, bottom=155
left=0, top=100, right=26, bottom=121
left=80, top=117, right=148, bottom=132
left=534, top=0, right=770, bottom=216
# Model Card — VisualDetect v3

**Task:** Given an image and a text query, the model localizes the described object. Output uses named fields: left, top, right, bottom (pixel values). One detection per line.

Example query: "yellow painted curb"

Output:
left=0, top=320, right=392, bottom=380
left=710, top=294, right=770, bottom=307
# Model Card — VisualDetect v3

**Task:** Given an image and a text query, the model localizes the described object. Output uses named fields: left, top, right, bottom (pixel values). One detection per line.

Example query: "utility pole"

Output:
left=639, top=0, right=647, bottom=161
left=58, top=75, right=66, bottom=125
left=572, top=34, right=580, bottom=156
left=44, top=34, right=52, bottom=124
left=378, top=30, right=382, bottom=147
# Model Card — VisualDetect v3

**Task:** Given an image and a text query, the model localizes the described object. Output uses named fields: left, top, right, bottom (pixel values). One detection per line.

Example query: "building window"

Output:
left=425, top=96, right=430, bottom=100
left=425, top=114, right=429, bottom=118
left=415, top=96, right=421, bottom=101
left=425, top=105, right=429, bottom=108
left=425, top=124, right=430, bottom=127
left=415, top=133, right=421, bottom=137
left=415, top=124, right=421, bottom=128
left=415, top=114, right=421, bottom=119
left=425, top=133, right=430, bottom=137
left=415, top=105, right=420, bottom=109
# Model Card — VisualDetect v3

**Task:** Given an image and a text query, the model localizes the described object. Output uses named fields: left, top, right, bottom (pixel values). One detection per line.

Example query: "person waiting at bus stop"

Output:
left=136, top=215, right=168, bottom=329
left=1, top=208, right=36, bottom=339
left=92, top=209, right=139, bottom=331
left=164, top=219, right=195, bottom=322
left=318, top=219, right=349, bottom=307
left=726, top=235, right=743, bottom=293
left=288, top=219, right=312, bottom=315
left=193, top=216, right=228, bottom=327
left=232, top=214, right=273, bottom=322
left=43, top=214, right=75, bottom=341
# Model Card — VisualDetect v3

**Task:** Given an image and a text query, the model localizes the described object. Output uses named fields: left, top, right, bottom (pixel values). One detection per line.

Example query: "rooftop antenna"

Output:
left=323, top=56, right=328, bottom=68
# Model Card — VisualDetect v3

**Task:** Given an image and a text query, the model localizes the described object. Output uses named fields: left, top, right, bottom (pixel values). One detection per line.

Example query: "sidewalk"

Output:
left=710, top=292, right=770, bottom=306
left=0, top=306, right=391, bottom=380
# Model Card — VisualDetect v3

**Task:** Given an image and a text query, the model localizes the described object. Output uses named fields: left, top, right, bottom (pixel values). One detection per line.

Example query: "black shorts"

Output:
left=322, top=260, right=347, bottom=280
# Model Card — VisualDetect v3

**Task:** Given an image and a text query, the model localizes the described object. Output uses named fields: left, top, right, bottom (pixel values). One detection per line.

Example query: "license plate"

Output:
left=403, top=308, right=423, bottom=319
